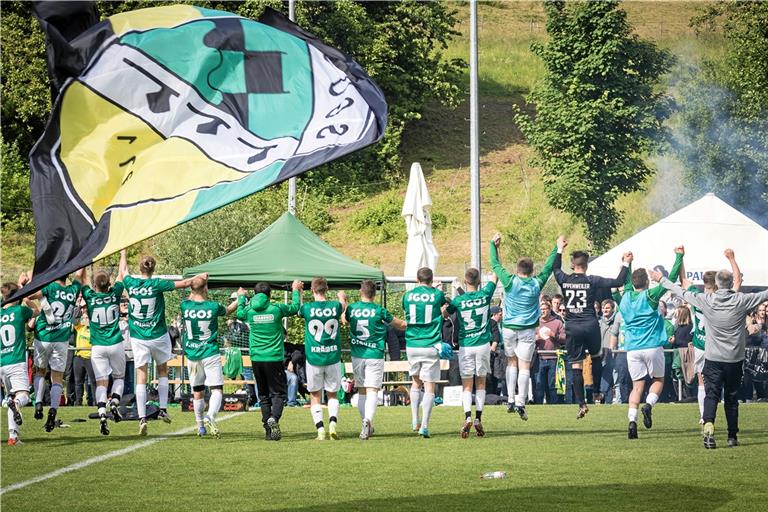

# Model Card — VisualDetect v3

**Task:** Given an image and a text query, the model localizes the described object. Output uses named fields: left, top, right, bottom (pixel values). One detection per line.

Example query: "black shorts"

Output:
left=565, top=321, right=601, bottom=362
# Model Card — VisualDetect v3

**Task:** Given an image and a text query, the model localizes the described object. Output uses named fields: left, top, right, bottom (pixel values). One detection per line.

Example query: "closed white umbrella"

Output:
left=402, top=162, right=439, bottom=279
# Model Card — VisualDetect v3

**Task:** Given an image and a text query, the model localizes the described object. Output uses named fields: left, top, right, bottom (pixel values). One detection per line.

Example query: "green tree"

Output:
left=514, top=0, right=674, bottom=250
left=671, top=1, right=768, bottom=224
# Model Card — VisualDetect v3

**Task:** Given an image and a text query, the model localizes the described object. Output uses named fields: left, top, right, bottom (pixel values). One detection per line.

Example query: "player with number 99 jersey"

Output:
left=299, top=300, right=343, bottom=367
left=180, top=300, right=227, bottom=361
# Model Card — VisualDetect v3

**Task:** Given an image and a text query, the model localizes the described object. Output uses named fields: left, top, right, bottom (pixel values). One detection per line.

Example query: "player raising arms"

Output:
left=554, top=239, right=631, bottom=419
left=1, top=275, right=40, bottom=445
left=490, top=233, right=558, bottom=420
left=617, top=248, right=683, bottom=439
left=29, top=267, right=85, bottom=432
left=299, top=277, right=347, bottom=440
left=403, top=267, right=449, bottom=438
left=445, top=268, right=497, bottom=438
left=181, top=273, right=237, bottom=438
left=120, top=253, right=198, bottom=436
left=344, top=280, right=406, bottom=440
left=237, top=279, right=303, bottom=441
left=82, top=251, right=129, bottom=436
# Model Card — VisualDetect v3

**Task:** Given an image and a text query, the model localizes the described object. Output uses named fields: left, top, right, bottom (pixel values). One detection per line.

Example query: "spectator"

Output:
left=671, top=305, right=693, bottom=400
left=119, top=301, right=134, bottom=397
left=598, top=299, right=617, bottom=403
left=386, top=324, right=404, bottom=361
left=285, top=360, right=299, bottom=406
left=72, top=307, right=96, bottom=406
left=551, top=294, right=564, bottom=322
left=609, top=311, right=631, bottom=403
left=534, top=299, right=565, bottom=404
left=742, top=303, right=768, bottom=401
left=487, top=306, right=504, bottom=395
left=659, top=301, right=677, bottom=402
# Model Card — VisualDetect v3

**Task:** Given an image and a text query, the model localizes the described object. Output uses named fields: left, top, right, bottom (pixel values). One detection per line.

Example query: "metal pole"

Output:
left=469, top=0, right=481, bottom=271
left=287, top=0, right=297, bottom=215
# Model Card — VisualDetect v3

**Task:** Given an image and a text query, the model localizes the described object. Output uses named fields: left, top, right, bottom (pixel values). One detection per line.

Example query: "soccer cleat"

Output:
left=267, top=417, right=281, bottom=441
left=204, top=416, right=220, bottom=439
left=628, top=421, right=638, bottom=439
left=44, top=409, right=57, bottom=433
left=727, top=437, right=739, bottom=448
left=328, top=421, right=338, bottom=440
left=474, top=419, right=485, bottom=437
left=264, top=427, right=272, bottom=441
left=703, top=422, right=716, bottom=449
left=34, top=402, right=44, bottom=420
left=506, top=403, right=516, bottom=414
left=8, top=399, right=23, bottom=426
left=99, top=415, right=110, bottom=436
left=7, top=437, right=22, bottom=446
left=576, top=405, right=589, bottom=420
left=460, top=418, right=472, bottom=439
left=197, top=425, right=207, bottom=437
left=316, top=428, right=326, bottom=441
left=418, top=426, right=430, bottom=438
left=412, top=421, right=421, bottom=432
left=641, top=403, right=653, bottom=429
left=360, top=418, right=371, bottom=440
left=138, top=418, right=148, bottom=436
left=515, top=405, right=528, bottom=421
left=158, top=410, right=172, bottom=424
left=110, top=401, right=122, bottom=423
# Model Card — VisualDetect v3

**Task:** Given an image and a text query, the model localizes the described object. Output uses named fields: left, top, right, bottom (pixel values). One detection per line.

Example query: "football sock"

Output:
left=193, top=398, right=205, bottom=426
left=158, top=377, right=169, bottom=409
left=49, top=383, right=62, bottom=410
left=646, top=393, right=659, bottom=407
left=209, top=389, right=222, bottom=420
left=462, top=390, right=473, bottom=414
left=572, top=369, right=585, bottom=406
left=97, top=402, right=107, bottom=417
left=34, top=375, right=45, bottom=404
left=475, top=389, right=486, bottom=413
left=96, top=385, right=108, bottom=407
left=327, top=398, right=339, bottom=423
left=628, top=407, right=638, bottom=422
left=506, top=366, right=518, bottom=403
left=421, top=393, right=435, bottom=429
left=357, top=393, right=366, bottom=420
left=410, top=387, right=422, bottom=425
left=15, top=394, right=29, bottom=408
left=311, top=404, right=324, bottom=429
left=365, top=389, right=378, bottom=422
left=136, top=384, right=147, bottom=419
left=591, top=356, right=603, bottom=393
left=7, top=407, right=18, bottom=436
left=517, top=370, right=530, bottom=406
left=112, top=379, right=124, bottom=399
left=698, top=385, right=705, bottom=419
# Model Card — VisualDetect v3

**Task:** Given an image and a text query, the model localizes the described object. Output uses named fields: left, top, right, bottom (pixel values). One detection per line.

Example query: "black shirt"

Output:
left=553, top=253, right=628, bottom=323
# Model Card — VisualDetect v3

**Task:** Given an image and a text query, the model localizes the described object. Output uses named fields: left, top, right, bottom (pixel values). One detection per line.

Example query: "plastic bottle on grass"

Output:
left=481, top=471, right=507, bottom=480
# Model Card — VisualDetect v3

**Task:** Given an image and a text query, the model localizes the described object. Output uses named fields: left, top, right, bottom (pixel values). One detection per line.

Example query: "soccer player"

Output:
left=553, top=239, right=631, bottom=419
left=299, top=277, right=347, bottom=440
left=445, top=268, right=497, bottom=438
left=617, top=248, right=682, bottom=439
left=181, top=274, right=237, bottom=438
left=120, top=253, right=198, bottom=436
left=82, top=251, right=128, bottom=435
left=403, top=267, right=448, bottom=438
left=344, top=280, right=406, bottom=440
left=490, top=233, right=558, bottom=420
left=29, top=267, right=85, bottom=432
left=1, top=275, right=40, bottom=445
left=237, top=279, right=303, bottom=441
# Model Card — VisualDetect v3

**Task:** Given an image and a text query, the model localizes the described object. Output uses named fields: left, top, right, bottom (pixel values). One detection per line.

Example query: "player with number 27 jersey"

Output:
left=123, top=275, right=176, bottom=340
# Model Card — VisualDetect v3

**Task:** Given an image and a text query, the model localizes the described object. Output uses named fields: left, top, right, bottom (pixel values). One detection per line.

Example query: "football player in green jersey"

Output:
left=299, top=277, right=347, bottom=440
left=1, top=275, right=40, bottom=445
left=402, top=267, right=448, bottom=438
left=343, top=280, right=406, bottom=440
left=181, top=274, right=238, bottom=438
left=28, top=267, right=86, bottom=432
left=445, top=268, right=497, bottom=438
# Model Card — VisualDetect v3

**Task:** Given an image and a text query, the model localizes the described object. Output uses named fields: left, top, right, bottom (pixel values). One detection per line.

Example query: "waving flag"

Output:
left=9, top=3, right=387, bottom=303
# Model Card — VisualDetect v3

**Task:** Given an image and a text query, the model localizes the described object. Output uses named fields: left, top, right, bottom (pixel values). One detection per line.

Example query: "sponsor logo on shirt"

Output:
left=251, top=314, right=275, bottom=323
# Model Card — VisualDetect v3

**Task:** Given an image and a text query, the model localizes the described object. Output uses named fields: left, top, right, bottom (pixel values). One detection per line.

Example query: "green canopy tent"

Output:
left=183, top=212, right=384, bottom=290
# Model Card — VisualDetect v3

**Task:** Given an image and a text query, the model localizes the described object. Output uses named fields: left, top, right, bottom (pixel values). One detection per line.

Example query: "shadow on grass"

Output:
left=268, top=484, right=732, bottom=512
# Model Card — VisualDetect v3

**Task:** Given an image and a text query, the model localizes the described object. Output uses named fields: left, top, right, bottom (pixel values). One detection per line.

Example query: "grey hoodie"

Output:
left=660, top=278, right=768, bottom=363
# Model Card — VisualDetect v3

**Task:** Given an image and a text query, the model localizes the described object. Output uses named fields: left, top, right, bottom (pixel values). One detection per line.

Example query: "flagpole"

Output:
left=287, top=0, right=297, bottom=215
left=469, top=0, right=481, bottom=271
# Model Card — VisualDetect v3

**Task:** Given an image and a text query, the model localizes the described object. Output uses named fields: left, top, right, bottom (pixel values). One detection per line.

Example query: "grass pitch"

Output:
left=2, top=403, right=766, bottom=512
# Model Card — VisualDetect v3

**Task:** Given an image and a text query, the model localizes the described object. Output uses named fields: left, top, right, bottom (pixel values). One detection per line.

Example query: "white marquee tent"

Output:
left=588, top=193, right=768, bottom=287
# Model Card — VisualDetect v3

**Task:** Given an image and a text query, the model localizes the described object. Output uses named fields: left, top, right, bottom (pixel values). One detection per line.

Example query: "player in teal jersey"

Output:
left=28, top=267, right=85, bottom=432
left=402, top=267, right=448, bottom=438
left=180, top=274, right=237, bottom=438
left=1, top=276, right=40, bottom=445
left=620, top=248, right=682, bottom=440
left=120, top=252, right=200, bottom=436
left=490, top=232, right=559, bottom=421
left=445, top=268, right=497, bottom=438
left=343, top=280, right=406, bottom=440
left=299, top=277, right=347, bottom=440
left=82, top=251, right=128, bottom=435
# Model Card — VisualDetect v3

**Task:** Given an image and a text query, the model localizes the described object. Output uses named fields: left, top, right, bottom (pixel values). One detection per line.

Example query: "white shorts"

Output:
left=694, top=347, right=706, bottom=375
left=352, top=357, right=385, bottom=389
left=502, top=328, right=536, bottom=362
left=406, top=346, right=441, bottom=383
left=132, top=333, right=172, bottom=367
left=306, top=361, right=341, bottom=393
left=33, top=340, right=69, bottom=373
left=628, top=347, right=665, bottom=381
left=458, top=344, right=491, bottom=378
left=187, top=355, right=224, bottom=388
left=0, top=362, right=29, bottom=394
left=91, top=344, right=126, bottom=380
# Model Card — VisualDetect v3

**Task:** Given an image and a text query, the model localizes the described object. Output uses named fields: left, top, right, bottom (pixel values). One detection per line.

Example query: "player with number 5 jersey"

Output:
left=120, top=251, right=199, bottom=436
left=299, top=277, right=347, bottom=440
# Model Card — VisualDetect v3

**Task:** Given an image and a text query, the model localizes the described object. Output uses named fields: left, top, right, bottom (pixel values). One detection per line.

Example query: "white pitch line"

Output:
left=0, top=412, right=245, bottom=495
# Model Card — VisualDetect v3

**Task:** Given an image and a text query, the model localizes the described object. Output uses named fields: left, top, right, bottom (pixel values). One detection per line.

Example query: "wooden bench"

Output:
left=343, top=359, right=450, bottom=388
